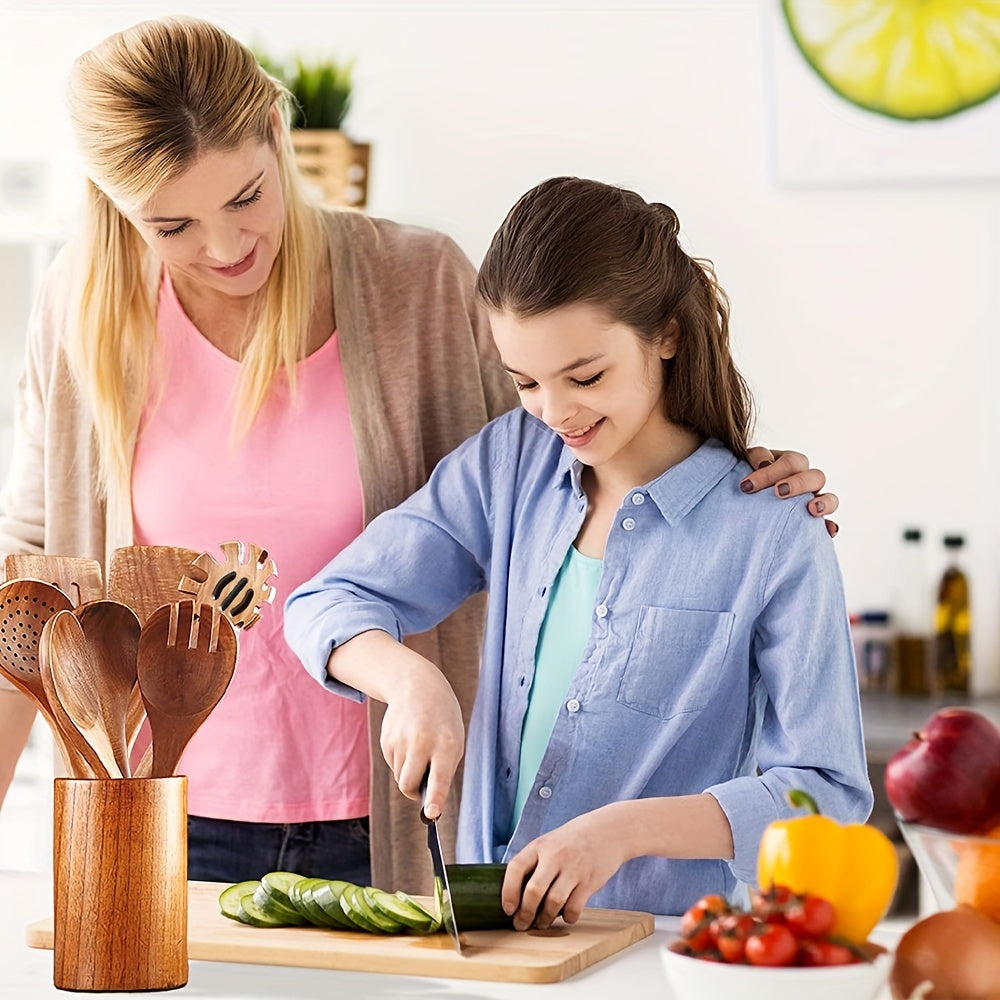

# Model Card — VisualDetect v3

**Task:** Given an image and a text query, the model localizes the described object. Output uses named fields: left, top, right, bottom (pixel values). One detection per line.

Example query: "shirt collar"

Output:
left=556, top=437, right=738, bottom=524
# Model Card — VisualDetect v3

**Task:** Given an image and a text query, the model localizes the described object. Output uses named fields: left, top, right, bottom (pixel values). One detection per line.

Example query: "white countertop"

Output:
left=0, top=869, right=906, bottom=999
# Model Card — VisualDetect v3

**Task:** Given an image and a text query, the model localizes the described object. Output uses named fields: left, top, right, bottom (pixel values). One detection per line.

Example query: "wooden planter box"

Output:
left=291, top=129, right=370, bottom=209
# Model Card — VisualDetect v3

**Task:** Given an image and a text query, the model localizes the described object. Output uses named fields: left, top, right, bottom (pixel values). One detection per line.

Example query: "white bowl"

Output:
left=659, top=945, right=891, bottom=1000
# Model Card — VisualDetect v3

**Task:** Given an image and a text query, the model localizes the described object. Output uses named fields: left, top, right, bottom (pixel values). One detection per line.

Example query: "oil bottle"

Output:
left=893, top=527, right=931, bottom=695
left=934, top=534, right=971, bottom=693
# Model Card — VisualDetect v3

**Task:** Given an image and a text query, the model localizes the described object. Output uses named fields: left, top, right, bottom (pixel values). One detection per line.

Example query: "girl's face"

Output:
left=126, top=137, right=285, bottom=302
left=490, top=302, right=679, bottom=482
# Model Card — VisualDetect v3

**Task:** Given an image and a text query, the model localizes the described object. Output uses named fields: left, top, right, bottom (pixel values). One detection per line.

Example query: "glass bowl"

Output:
left=659, top=945, right=891, bottom=1000
left=896, top=818, right=1000, bottom=920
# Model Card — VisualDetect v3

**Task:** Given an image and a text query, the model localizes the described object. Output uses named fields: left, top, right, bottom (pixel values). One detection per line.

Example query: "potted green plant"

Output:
left=256, top=49, right=369, bottom=208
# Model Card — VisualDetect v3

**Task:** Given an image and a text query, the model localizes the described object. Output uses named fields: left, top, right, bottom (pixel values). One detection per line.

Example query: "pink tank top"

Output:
left=131, top=269, right=370, bottom=823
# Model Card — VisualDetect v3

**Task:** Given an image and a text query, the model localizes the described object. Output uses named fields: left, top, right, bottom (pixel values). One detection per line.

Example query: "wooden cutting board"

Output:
left=26, top=881, right=654, bottom=984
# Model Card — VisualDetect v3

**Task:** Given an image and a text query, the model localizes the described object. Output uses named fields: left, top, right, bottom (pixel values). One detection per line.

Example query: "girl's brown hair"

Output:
left=476, top=176, right=753, bottom=459
left=66, top=16, right=325, bottom=495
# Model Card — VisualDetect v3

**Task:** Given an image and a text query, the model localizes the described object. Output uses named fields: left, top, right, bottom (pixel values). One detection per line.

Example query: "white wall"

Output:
left=1, top=0, right=998, bottom=691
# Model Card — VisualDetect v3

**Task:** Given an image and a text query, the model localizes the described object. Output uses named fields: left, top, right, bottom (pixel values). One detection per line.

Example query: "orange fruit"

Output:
left=954, top=823, right=1000, bottom=923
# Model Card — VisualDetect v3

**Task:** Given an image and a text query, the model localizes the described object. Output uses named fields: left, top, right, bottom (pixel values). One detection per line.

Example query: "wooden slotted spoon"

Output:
left=0, top=578, right=95, bottom=776
left=3, top=554, right=104, bottom=608
left=178, top=541, right=277, bottom=630
left=135, top=601, right=238, bottom=779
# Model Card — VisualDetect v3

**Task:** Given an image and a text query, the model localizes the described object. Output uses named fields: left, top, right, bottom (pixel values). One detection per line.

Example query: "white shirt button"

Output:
left=538, top=786, right=553, bottom=799
left=566, top=698, right=580, bottom=713
left=622, top=517, right=636, bottom=530
left=595, top=603, right=608, bottom=618
left=631, top=492, right=645, bottom=505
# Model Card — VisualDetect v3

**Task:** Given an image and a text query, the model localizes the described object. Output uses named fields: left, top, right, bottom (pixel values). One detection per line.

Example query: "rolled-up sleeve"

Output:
left=284, top=422, right=502, bottom=698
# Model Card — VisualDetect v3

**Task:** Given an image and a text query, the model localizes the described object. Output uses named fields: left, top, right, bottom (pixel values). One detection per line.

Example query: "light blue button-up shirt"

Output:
left=285, top=408, right=873, bottom=915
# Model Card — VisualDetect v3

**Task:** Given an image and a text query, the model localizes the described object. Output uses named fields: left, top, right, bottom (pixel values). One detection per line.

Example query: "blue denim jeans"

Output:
left=187, top=814, right=371, bottom=885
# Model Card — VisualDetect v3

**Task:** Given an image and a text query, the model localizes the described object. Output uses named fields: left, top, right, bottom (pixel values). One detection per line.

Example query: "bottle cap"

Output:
left=943, top=534, right=965, bottom=548
left=903, top=528, right=922, bottom=542
left=860, top=610, right=891, bottom=624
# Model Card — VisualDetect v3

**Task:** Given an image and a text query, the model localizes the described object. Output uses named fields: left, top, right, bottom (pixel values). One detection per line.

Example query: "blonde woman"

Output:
left=0, top=16, right=832, bottom=889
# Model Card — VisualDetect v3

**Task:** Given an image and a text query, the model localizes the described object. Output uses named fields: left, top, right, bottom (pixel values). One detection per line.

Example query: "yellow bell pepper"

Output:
left=757, top=789, right=898, bottom=943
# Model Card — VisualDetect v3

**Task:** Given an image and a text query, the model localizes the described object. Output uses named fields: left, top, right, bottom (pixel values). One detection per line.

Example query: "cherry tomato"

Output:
left=784, top=894, right=836, bottom=939
left=713, top=912, right=758, bottom=963
left=798, top=938, right=858, bottom=967
left=680, top=894, right=729, bottom=950
left=749, top=884, right=794, bottom=923
left=745, top=923, right=798, bottom=967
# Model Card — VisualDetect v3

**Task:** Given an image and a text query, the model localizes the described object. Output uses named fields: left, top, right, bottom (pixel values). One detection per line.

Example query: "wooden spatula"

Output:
left=135, top=601, right=238, bottom=779
left=3, top=554, right=104, bottom=608
left=106, top=546, right=200, bottom=626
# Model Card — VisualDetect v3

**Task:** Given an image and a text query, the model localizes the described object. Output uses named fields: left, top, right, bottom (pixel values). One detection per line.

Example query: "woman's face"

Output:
left=126, top=138, right=285, bottom=301
left=490, top=302, right=678, bottom=482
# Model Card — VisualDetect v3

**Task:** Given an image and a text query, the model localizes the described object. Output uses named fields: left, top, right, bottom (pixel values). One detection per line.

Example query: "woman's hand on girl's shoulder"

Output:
left=741, top=448, right=839, bottom=538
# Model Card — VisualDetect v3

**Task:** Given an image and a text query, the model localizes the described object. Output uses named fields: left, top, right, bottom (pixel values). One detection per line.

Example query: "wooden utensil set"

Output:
left=0, top=542, right=276, bottom=780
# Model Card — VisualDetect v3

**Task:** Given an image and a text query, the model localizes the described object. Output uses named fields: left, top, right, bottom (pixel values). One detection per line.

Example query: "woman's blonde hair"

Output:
left=66, top=16, right=326, bottom=495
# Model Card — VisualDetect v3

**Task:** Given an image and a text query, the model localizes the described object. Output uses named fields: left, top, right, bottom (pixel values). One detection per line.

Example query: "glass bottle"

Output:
left=934, top=534, right=971, bottom=693
left=893, top=527, right=931, bottom=695
left=852, top=610, right=892, bottom=691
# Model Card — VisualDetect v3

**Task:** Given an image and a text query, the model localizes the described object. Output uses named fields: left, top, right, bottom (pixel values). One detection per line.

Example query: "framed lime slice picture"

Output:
left=782, top=0, right=1000, bottom=121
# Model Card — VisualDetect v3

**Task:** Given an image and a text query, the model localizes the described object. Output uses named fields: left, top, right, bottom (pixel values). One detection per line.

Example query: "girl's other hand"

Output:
left=501, top=807, right=625, bottom=931
left=741, top=447, right=839, bottom=538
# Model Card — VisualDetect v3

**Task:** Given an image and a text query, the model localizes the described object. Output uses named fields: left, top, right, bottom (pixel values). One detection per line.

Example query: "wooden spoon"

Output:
left=43, top=610, right=123, bottom=779
left=0, top=578, right=94, bottom=776
left=71, top=600, right=141, bottom=777
left=38, top=612, right=110, bottom=778
left=135, top=601, right=238, bottom=779
left=3, top=554, right=104, bottom=608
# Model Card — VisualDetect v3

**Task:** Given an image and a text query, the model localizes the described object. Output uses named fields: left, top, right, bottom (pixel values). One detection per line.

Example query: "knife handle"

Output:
left=418, top=767, right=432, bottom=825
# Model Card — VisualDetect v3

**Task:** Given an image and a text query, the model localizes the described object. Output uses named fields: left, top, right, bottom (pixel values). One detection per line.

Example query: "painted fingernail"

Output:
left=740, top=479, right=754, bottom=493
left=756, top=460, right=772, bottom=469
left=815, top=500, right=825, bottom=514
left=778, top=483, right=790, bottom=497
left=829, top=522, right=839, bottom=538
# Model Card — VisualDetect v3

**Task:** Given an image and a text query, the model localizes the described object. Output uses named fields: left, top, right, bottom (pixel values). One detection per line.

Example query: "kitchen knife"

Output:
left=419, top=772, right=463, bottom=955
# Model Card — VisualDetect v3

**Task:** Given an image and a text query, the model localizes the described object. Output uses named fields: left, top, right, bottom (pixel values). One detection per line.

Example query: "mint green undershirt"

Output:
left=511, top=545, right=604, bottom=835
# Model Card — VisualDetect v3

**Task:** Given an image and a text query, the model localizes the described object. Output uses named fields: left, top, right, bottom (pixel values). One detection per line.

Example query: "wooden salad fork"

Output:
left=134, top=601, right=238, bottom=779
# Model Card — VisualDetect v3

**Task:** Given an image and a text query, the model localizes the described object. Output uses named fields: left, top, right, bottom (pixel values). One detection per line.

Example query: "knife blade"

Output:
left=419, top=772, right=463, bottom=955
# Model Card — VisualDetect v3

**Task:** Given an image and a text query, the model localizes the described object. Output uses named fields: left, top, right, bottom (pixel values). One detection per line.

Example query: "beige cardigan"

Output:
left=0, top=208, right=518, bottom=893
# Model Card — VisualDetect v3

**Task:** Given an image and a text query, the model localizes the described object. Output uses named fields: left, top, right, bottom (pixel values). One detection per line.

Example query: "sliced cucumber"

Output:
left=395, top=890, right=441, bottom=929
left=339, top=883, right=395, bottom=933
left=367, top=888, right=437, bottom=934
left=309, top=879, right=362, bottom=931
left=217, top=865, right=512, bottom=934
left=252, top=882, right=307, bottom=925
left=219, top=880, right=261, bottom=923
left=259, top=871, right=306, bottom=910
left=238, top=890, right=290, bottom=928
left=293, top=877, right=350, bottom=929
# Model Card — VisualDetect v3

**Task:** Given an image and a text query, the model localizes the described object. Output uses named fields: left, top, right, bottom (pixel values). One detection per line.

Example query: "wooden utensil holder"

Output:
left=53, top=777, right=188, bottom=992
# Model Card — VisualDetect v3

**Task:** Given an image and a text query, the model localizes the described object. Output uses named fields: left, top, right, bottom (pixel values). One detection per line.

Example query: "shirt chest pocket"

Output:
left=617, top=607, right=735, bottom=719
